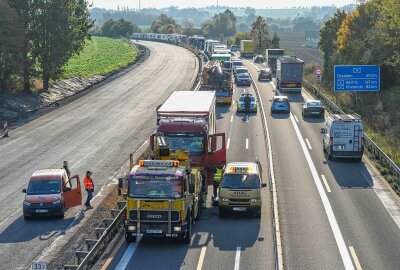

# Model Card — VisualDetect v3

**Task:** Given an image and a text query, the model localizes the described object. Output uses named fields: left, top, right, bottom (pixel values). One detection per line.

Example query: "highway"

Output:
left=246, top=60, right=400, bottom=270
left=0, top=41, right=197, bottom=269
left=102, top=68, right=275, bottom=269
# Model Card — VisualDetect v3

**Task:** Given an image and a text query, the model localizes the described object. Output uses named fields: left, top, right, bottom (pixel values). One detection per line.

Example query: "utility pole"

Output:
left=217, top=0, right=219, bottom=7
left=139, top=0, right=141, bottom=11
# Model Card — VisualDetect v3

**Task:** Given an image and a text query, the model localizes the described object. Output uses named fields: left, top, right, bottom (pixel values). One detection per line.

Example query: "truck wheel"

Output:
left=125, top=233, right=136, bottom=243
left=183, top=215, right=192, bottom=244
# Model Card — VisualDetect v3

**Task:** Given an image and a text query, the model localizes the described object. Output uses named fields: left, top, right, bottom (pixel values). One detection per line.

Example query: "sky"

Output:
left=93, top=0, right=356, bottom=10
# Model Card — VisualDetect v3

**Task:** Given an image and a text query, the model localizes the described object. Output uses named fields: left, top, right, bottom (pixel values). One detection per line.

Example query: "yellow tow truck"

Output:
left=122, top=149, right=203, bottom=243
left=217, top=161, right=266, bottom=218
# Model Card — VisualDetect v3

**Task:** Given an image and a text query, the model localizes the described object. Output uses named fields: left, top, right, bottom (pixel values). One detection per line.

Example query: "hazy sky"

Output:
left=93, top=0, right=355, bottom=10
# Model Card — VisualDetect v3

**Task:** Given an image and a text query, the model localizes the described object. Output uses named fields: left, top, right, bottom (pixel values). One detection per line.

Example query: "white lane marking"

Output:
left=294, top=115, right=299, bottom=123
left=227, top=138, right=231, bottom=150
left=71, top=149, right=96, bottom=169
left=305, top=138, right=312, bottom=150
left=115, top=238, right=141, bottom=270
left=271, top=81, right=277, bottom=89
left=196, top=246, right=207, bottom=270
left=289, top=113, right=355, bottom=270
left=234, top=247, right=241, bottom=270
left=245, top=138, right=249, bottom=149
left=349, top=246, right=363, bottom=270
left=243, top=88, right=246, bottom=93
left=230, top=115, right=234, bottom=123
left=321, top=174, right=332, bottom=193
left=0, top=207, right=22, bottom=229
left=233, top=100, right=235, bottom=105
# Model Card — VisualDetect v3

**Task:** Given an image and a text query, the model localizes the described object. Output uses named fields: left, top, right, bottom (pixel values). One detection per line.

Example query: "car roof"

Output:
left=273, top=96, right=289, bottom=101
left=225, top=162, right=259, bottom=174
left=236, top=66, right=248, bottom=70
left=30, top=169, right=65, bottom=181
left=306, top=100, right=321, bottom=103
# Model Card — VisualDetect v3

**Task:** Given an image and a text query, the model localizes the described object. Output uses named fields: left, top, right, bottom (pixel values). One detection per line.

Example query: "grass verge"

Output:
left=61, top=36, right=138, bottom=79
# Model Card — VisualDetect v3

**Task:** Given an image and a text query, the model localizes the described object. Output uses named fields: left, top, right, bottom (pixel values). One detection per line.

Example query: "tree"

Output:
left=150, top=14, right=181, bottom=34
left=271, top=32, right=280, bottom=48
left=201, top=9, right=236, bottom=38
left=245, top=7, right=256, bottom=15
left=29, top=0, right=93, bottom=90
left=0, top=0, right=24, bottom=91
left=250, top=16, right=271, bottom=54
left=101, top=19, right=136, bottom=37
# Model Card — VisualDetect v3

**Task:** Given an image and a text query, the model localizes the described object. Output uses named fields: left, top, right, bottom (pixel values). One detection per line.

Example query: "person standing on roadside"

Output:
left=84, top=171, right=94, bottom=209
left=62, top=161, right=71, bottom=178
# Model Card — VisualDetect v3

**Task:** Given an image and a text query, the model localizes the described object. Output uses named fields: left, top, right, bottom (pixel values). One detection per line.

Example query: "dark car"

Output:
left=236, top=73, right=251, bottom=86
left=254, top=55, right=264, bottom=63
left=232, top=60, right=244, bottom=74
left=258, top=68, right=272, bottom=81
left=271, top=96, right=290, bottom=113
left=302, top=100, right=325, bottom=118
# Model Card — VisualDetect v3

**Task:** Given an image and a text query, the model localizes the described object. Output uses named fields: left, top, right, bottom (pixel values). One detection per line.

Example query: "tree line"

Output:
left=0, top=0, right=93, bottom=92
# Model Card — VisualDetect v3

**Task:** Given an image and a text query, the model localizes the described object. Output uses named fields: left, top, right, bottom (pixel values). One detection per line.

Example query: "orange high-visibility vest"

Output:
left=84, top=176, right=94, bottom=190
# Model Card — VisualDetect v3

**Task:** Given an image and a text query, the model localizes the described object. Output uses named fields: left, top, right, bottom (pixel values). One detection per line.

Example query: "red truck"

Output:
left=151, top=91, right=226, bottom=184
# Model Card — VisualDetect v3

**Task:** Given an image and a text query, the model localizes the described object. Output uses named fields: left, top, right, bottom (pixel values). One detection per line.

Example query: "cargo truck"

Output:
left=151, top=91, right=226, bottom=184
left=276, top=56, right=304, bottom=92
left=266, top=49, right=284, bottom=75
left=240, top=40, right=255, bottom=58
left=205, top=40, right=220, bottom=57
left=200, top=61, right=233, bottom=104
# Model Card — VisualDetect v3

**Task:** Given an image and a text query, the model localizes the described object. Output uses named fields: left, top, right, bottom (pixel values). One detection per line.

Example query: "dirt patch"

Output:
left=0, top=41, right=150, bottom=129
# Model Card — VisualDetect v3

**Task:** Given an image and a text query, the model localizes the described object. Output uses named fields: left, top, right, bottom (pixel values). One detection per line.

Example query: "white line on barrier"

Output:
left=349, top=246, right=363, bottom=270
left=305, top=138, right=312, bottom=150
left=196, top=246, right=207, bottom=270
left=234, top=247, right=241, bottom=270
left=321, top=174, right=332, bottom=193
left=289, top=112, right=355, bottom=270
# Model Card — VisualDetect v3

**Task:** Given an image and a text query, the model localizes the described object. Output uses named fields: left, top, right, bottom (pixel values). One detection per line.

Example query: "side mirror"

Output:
left=320, top=128, right=326, bottom=134
left=261, top=183, right=267, bottom=188
left=22, top=189, right=27, bottom=193
left=189, top=183, right=195, bottom=194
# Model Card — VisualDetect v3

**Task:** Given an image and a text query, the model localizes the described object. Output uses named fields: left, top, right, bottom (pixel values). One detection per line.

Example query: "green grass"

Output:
left=61, top=37, right=138, bottom=79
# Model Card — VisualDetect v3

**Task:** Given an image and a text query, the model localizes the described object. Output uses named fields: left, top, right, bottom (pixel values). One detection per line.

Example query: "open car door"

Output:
left=204, top=133, right=227, bottom=170
left=63, top=175, right=82, bottom=208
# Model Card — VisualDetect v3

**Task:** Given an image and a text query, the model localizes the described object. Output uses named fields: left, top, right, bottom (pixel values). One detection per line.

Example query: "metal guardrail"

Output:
left=250, top=73, right=282, bottom=270
left=302, top=79, right=400, bottom=180
left=64, top=199, right=126, bottom=270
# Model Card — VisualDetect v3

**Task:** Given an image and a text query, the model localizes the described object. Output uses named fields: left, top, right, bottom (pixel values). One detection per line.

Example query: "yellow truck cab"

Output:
left=124, top=159, right=203, bottom=243
left=218, top=162, right=266, bottom=218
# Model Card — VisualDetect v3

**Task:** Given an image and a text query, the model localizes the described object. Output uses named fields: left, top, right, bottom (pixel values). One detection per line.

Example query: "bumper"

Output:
left=125, top=221, right=189, bottom=239
left=303, top=110, right=324, bottom=117
left=237, top=80, right=251, bottom=86
left=331, top=150, right=364, bottom=158
left=219, top=205, right=261, bottom=213
left=258, top=77, right=271, bottom=81
left=271, top=107, right=290, bottom=113
left=23, top=204, right=63, bottom=218
left=237, top=106, right=257, bottom=112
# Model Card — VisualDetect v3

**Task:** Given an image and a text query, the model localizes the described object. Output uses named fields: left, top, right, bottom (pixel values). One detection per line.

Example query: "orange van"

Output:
left=22, top=169, right=82, bottom=219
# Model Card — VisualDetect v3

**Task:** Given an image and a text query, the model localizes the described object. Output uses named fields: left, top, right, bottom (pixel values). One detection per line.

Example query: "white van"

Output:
left=321, top=114, right=364, bottom=161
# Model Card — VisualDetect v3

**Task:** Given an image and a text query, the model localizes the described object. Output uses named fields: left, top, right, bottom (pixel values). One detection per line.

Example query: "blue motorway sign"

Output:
left=334, top=65, right=380, bottom=92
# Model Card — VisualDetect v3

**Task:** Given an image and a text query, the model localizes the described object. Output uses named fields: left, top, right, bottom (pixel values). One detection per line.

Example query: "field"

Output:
left=61, top=37, right=139, bottom=79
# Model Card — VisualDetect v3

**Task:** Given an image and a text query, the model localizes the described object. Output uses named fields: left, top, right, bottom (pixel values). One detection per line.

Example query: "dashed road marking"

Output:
left=321, top=174, right=332, bottom=193
left=305, top=138, right=312, bottom=150
left=196, top=246, right=207, bottom=270
left=234, top=247, right=241, bottom=270
left=227, top=138, right=231, bottom=150
left=246, top=138, right=249, bottom=149
left=230, top=115, right=234, bottom=123
left=349, top=246, right=362, bottom=270
left=294, top=115, right=299, bottom=123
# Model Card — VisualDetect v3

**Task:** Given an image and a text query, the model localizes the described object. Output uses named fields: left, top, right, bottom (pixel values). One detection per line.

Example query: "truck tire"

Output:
left=125, top=233, right=136, bottom=243
left=183, top=215, right=192, bottom=244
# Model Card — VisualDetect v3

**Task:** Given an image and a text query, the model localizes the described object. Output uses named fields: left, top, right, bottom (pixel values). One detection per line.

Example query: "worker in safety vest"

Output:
left=213, top=166, right=224, bottom=201
left=84, top=171, right=94, bottom=209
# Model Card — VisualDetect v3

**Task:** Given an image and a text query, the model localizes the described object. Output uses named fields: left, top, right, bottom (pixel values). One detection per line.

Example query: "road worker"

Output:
left=84, top=171, right=94, bottom=209
left=213, top=166, right=224, bottom=202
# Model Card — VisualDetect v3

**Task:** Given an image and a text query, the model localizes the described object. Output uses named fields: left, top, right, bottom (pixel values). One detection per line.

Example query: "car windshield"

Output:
left=239, top=96, right=255, bottom=102
left=237, top=73, right=249, bottom=78
left=236, top=69, right=248, bottom=74
left=27, top=180, right=61, bottom=195
left=163, top=134, right=204, bottom=156
left=233, top=61, right=244, bottom=67
left=129, top=175, right=182, bottom=198
left=261, top=70, right=270, bottom=74
left=307, top=101, right=322, bottom=107
left=221, top=174, right=260, bottom=189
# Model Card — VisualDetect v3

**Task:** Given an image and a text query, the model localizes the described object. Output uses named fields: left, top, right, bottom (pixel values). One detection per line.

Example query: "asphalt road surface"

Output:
left=0, top=41, right=197, bottom=270
left=246, top=60, right=400, bottom=270
left=103, top=72, right=275, bottom=270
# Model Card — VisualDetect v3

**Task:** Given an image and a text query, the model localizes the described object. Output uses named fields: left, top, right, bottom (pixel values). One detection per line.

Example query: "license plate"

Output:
left=232, top=207, right=246, bottom=212
left=32, top=262, right=47, bottom=270
left=36, top=209, right=48, bottom=213
left=312, top=112, right=320, bottom=114
left=146, top=229, right=162, bottom=234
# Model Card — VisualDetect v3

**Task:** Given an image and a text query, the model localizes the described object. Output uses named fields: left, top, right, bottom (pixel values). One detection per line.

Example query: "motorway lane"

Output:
left=246, top=61, right=345, bottom=270
left=104, top=77, right=275, bottom=270
left=247, top=60, right=400, bottom=270
left=0, top=41, right=197, bottom=269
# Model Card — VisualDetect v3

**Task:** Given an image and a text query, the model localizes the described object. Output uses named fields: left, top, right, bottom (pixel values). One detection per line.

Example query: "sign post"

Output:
left=315, top=68, right=322, bottom=83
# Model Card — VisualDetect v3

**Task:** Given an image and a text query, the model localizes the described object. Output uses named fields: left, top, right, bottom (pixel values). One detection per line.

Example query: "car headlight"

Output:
left=127, top=225, right=136, bottom=231
left=23, top=201, right=31, bottom=206
left=173, top=226, right=182, bottom=232
left=221, top=197, right=229, bottom=202
left=250, top=198, right=261, bottom=203
left=52, top=200, right=62, bottom=205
